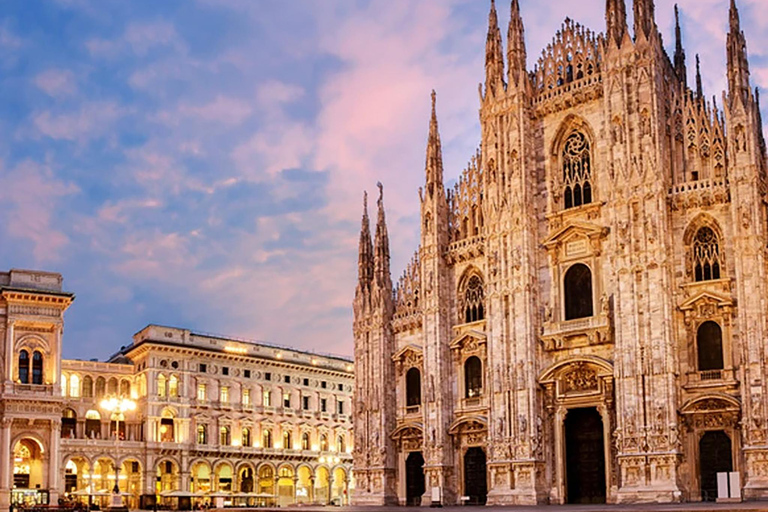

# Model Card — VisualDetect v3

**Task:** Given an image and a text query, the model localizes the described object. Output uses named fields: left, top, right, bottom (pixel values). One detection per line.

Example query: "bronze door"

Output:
left=463, top=447, right=487, bottom=505
left=565, top=407, right=606, bottom=504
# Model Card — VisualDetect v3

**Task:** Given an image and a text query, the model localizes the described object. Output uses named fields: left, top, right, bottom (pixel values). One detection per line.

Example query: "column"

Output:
left=0, top=418, right=13, bottom=512
left=292, top=476, right=299, bottom=505
left=49, top=419, right=62, bottom=504
left=5, top=322, right=15, bottom=392
left=552, top=407, right=566, bottom=505
left=308, top=476, right=315, bottom=504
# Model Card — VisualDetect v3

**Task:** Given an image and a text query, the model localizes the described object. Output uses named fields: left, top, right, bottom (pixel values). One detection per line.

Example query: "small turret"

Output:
left=357, top=192, right=374, bottom=290
left=606, top=0, right=628, bottom=47
left=507, top=0, right=527, bottom=85
left=373, top=183, right=392, bottom=293
left=484, top=0, right=505, bottom=97
left=425, top=91, right=444, bottom=199
left=695, top=54, right=703, bottom=101
left=673, top=5, right=687, bottom=85
left=633, top=0, right=656, bottom=40
left=727, top=0, right=751, bottom=108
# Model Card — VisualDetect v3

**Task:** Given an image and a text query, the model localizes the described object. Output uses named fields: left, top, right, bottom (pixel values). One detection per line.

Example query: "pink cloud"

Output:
left=0, top=160, right=79, bottom=261
left=34, top=69, right=77, bottom=97
left=32, top=101, right=123, bottom=142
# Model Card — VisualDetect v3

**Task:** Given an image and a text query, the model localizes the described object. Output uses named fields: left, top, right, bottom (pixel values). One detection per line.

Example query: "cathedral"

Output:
left=352, top=0, right=768, bottom=505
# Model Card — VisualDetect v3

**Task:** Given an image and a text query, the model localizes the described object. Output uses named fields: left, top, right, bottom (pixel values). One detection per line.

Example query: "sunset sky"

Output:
left=0, top=0, right=765, bottom=360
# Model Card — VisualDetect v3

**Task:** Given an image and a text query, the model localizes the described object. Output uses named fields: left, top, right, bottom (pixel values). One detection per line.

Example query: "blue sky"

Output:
left=0, top=0, right=765, bottom=361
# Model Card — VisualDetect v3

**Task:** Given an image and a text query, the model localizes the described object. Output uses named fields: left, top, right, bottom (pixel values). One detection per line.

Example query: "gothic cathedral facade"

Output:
left=352, top=0, right=768, bottom=505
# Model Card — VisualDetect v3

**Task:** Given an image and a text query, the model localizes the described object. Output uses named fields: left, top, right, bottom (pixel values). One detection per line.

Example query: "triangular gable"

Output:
left=679, top=290, right=733, bottom=311
left=543, top=221, right=608, bottom=249
left=449, top=330, right=487, bottom=351
left=392, top=344, right=423, bottom=362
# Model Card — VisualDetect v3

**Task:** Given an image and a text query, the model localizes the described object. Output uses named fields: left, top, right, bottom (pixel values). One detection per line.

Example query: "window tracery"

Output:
left=463, top=275, right=485, bottom=323
left=562, top=132, right=592, bottom=209
left=693, top=227, right=722, bottom=281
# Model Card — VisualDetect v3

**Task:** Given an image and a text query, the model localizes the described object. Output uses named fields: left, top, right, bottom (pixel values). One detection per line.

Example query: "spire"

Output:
left=485, top=0, right=505, bottom=97
left=757, top=87, right=767, bottom=157
left=727, top=0, right=751, bottom=107
left=373, top=182, right=392, bottom=291
left=673, top=5, right=687, bottom=85
left=507, top=0, right=527, bottom=84
left=695, top=54, right=703, bottom=100
left=425, top=91, right=444, bottom=198
left=606, top=0, right=628, bottom=47
left=357, top=191, right=374, bottom=288
left=633, top=0, right=656, bottom=40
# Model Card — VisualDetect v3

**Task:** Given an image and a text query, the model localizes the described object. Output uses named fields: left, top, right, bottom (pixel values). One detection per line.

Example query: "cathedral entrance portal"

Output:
left=463, top=447, right=487, bottom=505
left=405, top=452, right=425, bottom=506
left=699, top=430, right=732, bottom=501
left=565, top=407, right=606, bottom=504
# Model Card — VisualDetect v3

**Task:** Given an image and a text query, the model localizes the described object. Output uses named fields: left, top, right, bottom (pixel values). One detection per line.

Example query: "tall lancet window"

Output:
left=693, top=227, right=722, bottom=281
left=464, top=275, right=485, bottom=323
left=562, top=132, right=592, bottom=209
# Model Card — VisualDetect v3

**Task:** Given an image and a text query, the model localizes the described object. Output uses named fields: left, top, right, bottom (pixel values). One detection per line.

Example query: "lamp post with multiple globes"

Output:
left=100, top=397, right=136, bottom=510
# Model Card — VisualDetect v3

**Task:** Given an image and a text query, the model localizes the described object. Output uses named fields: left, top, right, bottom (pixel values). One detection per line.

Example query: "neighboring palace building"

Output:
left=0, top=269, right=353, bottom=511
left=353, top=0, right=768, bottom=506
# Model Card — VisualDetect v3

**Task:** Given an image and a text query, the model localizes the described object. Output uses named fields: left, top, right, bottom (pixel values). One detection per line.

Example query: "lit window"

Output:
left=283, top=392, right=291, bottom=409
left=242, top=427, right=251, bottom=447
left=168, top=375, right=178, bottom=398
left=263, top=390, right=272, bottom=407
left=69, top=374, right=80, bottom=398
left=197, top=383, right=207, bottom=402
left=262, top=429, right=272, bottom=448
left=157, top=374, right=167, bottom=398
left=220, top=386, right=229, bottom=403
left=301, top=432, right=310, bottom=450
left=220, top=426, right=230, bottom=445
left=283, top=430, right=292, bottom=450
left=197, top=425, right=208, bottom=444
left=242, top=388, right=251, bottom=406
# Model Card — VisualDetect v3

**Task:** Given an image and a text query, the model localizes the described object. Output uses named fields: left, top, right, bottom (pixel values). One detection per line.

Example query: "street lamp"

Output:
left=100, top=397, right=136, bottom=509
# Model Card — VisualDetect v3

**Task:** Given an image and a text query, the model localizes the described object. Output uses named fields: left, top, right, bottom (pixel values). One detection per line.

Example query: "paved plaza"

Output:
left=248, top=504, right=768, bottom=512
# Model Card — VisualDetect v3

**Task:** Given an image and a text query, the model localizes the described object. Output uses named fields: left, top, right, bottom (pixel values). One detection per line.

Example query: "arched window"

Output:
left=562, top=132, right=592, bottom=209
left=262, top=429, right=272, bottom=448
left=301, top=432, right=310, bottom=451
left=405, top=368, right=421, bottom=407
left=61, top=408, right=77, bottom=438
left=697, top=321, right=724, bottom=371
left=157, top=374, right=167, bottom=398
left=464, top=356, right=483, bottom=398
left=31, top=351, right=43, bottom=385
left=107, top=377, right=118, bottom=395
left=220, top=426, right=230, bottom=446
left=61, top=374, right=67, bottom=396
left=693, top=227, right=722, bottom=281
left=283, top=430, right=292, bottom=450
left=82, top=376, right=93, bottom=398
left=197, top=424, right=208, bottom=445
left=320, top=434, right=329, bottom=451
left=69, top=374, right=80, bottom=398
left=85, top=409, right=101, bottom=438
left=337, top=434, right=346, bottom=453
left=95, top=377, right=106, bottom=398
left=120, top=379, right=130, bottom=396
left=18, top=350, right=29, bottom=384
left=464, top=275, right=484, bottom=323
left=168, top=375, right=178, bottom=398
left=564, top=263, right=593, bottom=320
left=242, top=427, right=251, bottom=447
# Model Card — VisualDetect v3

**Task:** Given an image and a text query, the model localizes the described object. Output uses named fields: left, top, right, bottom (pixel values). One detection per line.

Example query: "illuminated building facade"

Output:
left=1, top=269, right=353, bottom=511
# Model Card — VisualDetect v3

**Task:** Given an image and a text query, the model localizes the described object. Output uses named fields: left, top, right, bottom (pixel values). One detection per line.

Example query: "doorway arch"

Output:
left=565, top=407, right=606, bottom=504
left=463, top=447, right=487, bottom=505
left=405, top=452, right=425, bottom=506
left=699, top=430, right=733, bottom=501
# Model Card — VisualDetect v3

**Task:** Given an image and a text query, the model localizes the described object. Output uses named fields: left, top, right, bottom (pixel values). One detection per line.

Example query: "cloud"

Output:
left=86, top=20, right=183, bottom=59
left=32, top=101, right=124, bottom=143
left=176, top=96, right=254, bottom=125
left=0, top=160, right=79, bottom=261
left=34, top=69, right=77, bottom=97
